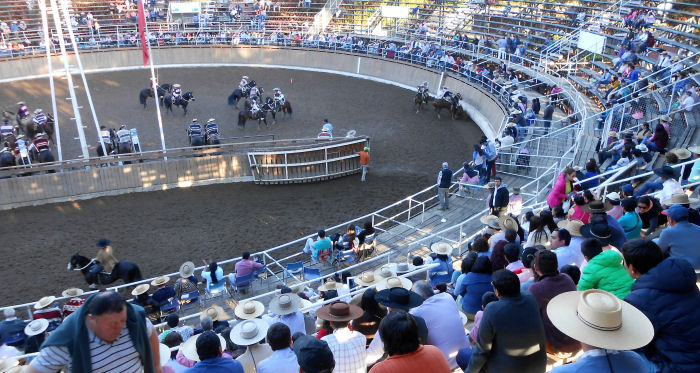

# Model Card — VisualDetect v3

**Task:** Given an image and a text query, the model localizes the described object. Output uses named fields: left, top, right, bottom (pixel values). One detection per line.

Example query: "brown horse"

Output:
left=414, top=91, right=431, bottom=113
left=433, top=93, right=463, bottom=120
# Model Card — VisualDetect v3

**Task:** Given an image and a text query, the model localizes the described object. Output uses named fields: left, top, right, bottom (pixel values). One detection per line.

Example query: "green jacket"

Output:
left=42, top=294, right=154, bottom=373
left=577, top=250, right=635, bottom=299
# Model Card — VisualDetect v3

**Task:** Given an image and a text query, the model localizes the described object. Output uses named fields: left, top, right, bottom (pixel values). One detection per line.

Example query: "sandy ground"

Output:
left=0, top=67, right=483, bottom=305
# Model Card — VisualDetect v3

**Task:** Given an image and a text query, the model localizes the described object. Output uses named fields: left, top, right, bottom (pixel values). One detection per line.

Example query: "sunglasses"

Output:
left=638, top=204, right=649, bottom=209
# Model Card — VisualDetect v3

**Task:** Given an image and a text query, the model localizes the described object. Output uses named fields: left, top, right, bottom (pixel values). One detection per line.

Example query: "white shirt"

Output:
left=322, top=328, right=367, bottom=373
left=262, top=310, right=306, bottom=337
left=257, top=347, right=299, bottom=373
left=553, top=245, right=586, bottom=270
left=655, top=179, right=683, bottom=204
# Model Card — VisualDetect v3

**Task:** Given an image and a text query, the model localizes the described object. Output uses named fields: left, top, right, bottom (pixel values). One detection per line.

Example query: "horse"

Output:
left=227, top=80, right=256, bottom=108
left=0, top=146, right=15, bottom=168
left=238, top=100, right=269, bottom=128
left=268, top=96, right=293, bottom=118
left=140, top=84, right=173, bottom=108
left=164, top=91, right=195, bottom=115
left=139, top=89, right=154, bottom=109
left=414, top=91, right=431, bottom=113
left=68, top=253, right=143, bottom=288
left=189, top=134, right=203, bottom=147
left=15, top=114, right=32, bottom=137
left=433, top=93, right=463, bottom=119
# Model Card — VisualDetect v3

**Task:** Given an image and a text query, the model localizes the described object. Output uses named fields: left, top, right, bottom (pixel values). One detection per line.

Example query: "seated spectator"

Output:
left=0, top=308, right=27, bottom=348
left=351, top=288, right=386, bottom=347
left=457, top=269, right=546, bottom=373
left=455, top=256, right=493, bottom=317
left=32, top=296, right=62, bottom=331
left=559, top=264, right=581, bottom=285
left=131, top=284, right=160, bottom=322
left=160, top=313, right=194, bottom=342
left=302, top=230, right=332, bottom=262
left=605, top=192, right=624, bottom=220
left=504, top=243, right=523, bottom=272
left=428, top=242, right=453, bottom=286
left=583, top=201, right=627, bottom=249
left=234, top=252, right=263, bottom=280
left=653, top=166, right=683, bottom=204
left=618, top=197, right=643, bottom=239
left=293, top=334, right=335, bottom=373
left=517, top=247, right=539, bottom=287
left=201, top=262, right=224, bottom=292
left=264, top=293, right=306, bottom=337
left=151, top=276, right=175, bottom=306
left=174, top=261, right=199, bottom=301
left=656, top=205, right=700, bottom=269
left=552, top=205, right=567, bottom=225
left=525, top=215, right=550, bottom=248
left=548, top=289, right=652, bottom=372
left=663, top=192, right=700, bottom=225
left=162, top=332, right=188, bottom=372
left=577, top=238, right=634, bottom=299
left=257, top=323, right=299, bottom=373
left=452, top=252, right=478, bottom=293
left=469, top=292, right=499, bottom=344
left=317, top=302, right=366, bottom=373
left=641, top=122, right=669, bottom=153
left=528, top=250, right=581, bottom=355
left=637, top=195, right=667, bottom=237
left=567, top=195, right=590, bottom=224
left=369, top=311, right=450, bottom=373
left=232, top=319, right=273, bottom=373
left=186, top=331, right=244, bottom=373
left=550, top=228, right=586, bottom=269
left=490, top=227, right=517, bottom=271
left=489, top=215, right=521, bottom=251
left=622, top=239, right=700, bottom=372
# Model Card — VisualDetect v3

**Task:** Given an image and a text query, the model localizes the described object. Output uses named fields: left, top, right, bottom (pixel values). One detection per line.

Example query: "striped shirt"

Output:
left=30, top=318, right=153, bottom=373
left=188, top=123, right=202, bottom=137
left=33, top=113, right=47, bottom=125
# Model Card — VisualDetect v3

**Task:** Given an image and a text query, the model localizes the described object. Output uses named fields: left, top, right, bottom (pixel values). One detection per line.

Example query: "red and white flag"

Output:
left=137, top=0, right=149, bottom=66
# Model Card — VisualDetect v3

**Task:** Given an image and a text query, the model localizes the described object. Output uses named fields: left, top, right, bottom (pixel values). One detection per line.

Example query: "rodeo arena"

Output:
left=2, top=0, right=700, bottom=373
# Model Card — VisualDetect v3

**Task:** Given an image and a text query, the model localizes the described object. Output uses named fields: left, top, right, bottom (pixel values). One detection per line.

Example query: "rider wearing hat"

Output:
left=273, top=88, right=285, bottom=108
left=187, top=118, right=203, bottom=143
left=32, top=108, right=47, bottom=133
left=204, top=118, right=219, bottom=144
left=172, top=83, right=183, bottom=102
left=239, top=75, right=249, bottom=91
left=418, top=80, right=429, bottom=95
left=442, top=86, right=453, bottom=101
left=116, top=124, right=132, bottom=153
left=0, top=115, right=15, bottom=139
left=16, top=101, right=29, bottom=119
left=248, top=85, right=260, bottom=102
left=30, top=132, right=54, bottom=163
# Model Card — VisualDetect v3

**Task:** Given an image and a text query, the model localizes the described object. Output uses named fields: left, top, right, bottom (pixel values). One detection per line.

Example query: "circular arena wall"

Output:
left=0, top=46, right=507, bottom=140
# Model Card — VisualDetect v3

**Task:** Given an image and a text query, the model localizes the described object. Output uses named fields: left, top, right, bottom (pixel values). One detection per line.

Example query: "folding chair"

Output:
left=229, top=273, right=253, bottom=298
left=334, top=249, right=355, bottom=268
left=178, top=289, right=202, bottom=310
left=158, top=298, right=180, bottom=321
left=303, top=267, right=322, bottom=283
left=202, top=278, right=229, bottom=306
left=284, top=261, right=304, bottom=281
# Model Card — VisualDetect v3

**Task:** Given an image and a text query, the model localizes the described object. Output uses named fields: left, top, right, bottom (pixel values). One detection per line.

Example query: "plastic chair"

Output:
left=303, top=267, right=322, bottom=282
left=334, top=249, right=355, bottom=268
left=178, top=289, right=201, bottom=309
left=159, top=298, right=180, bottom=320
left=202, top=278, right=229, bottom=306
left=284, top=261, right=304, bottom=280
left=252, top=265, right=267, bottom=287
left=230, top=273, right=253, bottom=296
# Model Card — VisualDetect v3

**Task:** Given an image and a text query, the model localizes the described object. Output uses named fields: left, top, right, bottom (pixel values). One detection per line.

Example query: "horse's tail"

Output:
left=131, top=264, right=143, bottom=282
left=139, top=92, right=146, bottom=106
left=286, top=103, right=293, bottom=115
left=228, top=92, right=237, bottom=106
left=238, top=111, right=246, bottom=127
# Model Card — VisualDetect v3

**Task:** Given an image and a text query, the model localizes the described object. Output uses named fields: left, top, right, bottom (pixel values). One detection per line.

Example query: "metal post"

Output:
left=39, top=0, right=62, bottom=162
left=408, top=199, right=412, bottom=221
left=141, top=7, right=168, bottom=156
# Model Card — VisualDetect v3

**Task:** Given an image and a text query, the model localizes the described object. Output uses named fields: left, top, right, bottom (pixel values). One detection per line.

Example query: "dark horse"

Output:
left=26, top=114, right=55, bottom=142
left=237, top=100, right=270, bottom=128
left=96, top=128, right=118, bottom=157
left=267, top=96, right=293, bottom=119
left=139, top=84, right=172, bottom=108
left=227, top=81, right=256, bottom=108
left=68, top=253, right=143, bottom=288
left=433, top=93, right=463, bottom=119
left=164, top=92, right=195, bottom=115
left=414, top=91, right=432, bottom=113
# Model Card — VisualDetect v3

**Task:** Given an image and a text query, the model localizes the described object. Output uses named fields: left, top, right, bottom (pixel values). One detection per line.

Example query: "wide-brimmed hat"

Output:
left=583, top=200, right=612, bottom=214
left=34, top=108, right=42, bottom=114
left=557, top=219, right=584, bottom=237
left=499, top=215, right=518, bottom=231
left=173, top=83, right=181, bottom=88
left=316, top=301, right=364, bottom=322
left=431, top=242, right=453, bottom=256
left=230, top=318, right=269, bottom=346
left=653, top=166, right=676, bottom=179
left=269, top=293, right=301, bottom=315
left=207, top=118, right=216, bottom=123
left=242, top=75, right=249, bottom=79
left=355, top=271, right=381, bottom=287
left=24, top=319, right=49, bottom=336
left=179, top=261, right=195, bottom=278
left=318, top=278, right=343, bottom=291
left=374, top=287, right=424, bottom=309
left=201, top=305, right=226, bottom=321
left=513, top=187, right=520, bottom=194
left=687, top=145, right=700, bottom=154
left=506, top=122, right=517, bottom=127
left=663, top=193, right=700, bottom=206
left=635, top=144, right=649, bottom=153
left=61, top=288, right=84, bottom=298
left=151, top=276, right=170, bottom=287
left=580, top=222, right=613, bottom=245
left=659, top=114, right=671, bottom=122
left=395, top=262, right=416, bottom=275
left=181, top=333, right=227, bottom=361
left=376, top=276, right=413, bottom=291
left=131, top=284, right=150, bottom=296
left=670, top=148, right=691, bottom=160
left=547, top=290, right=653, bottom=350
left=158, top=343, right=170, bottom=367
left=480, top=215, right=501, bottom=229
left=234, top=300, right=265, bottom=320
left=608, top=131, right=618, bottom=138
left=34, top=296, right=56, bottom=310
left=374, top=264, right=396, bottom=280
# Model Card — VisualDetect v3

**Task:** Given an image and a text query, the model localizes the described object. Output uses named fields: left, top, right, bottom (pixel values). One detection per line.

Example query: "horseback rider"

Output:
left=250, top=98, right=261, bottom=114
left=116, top=124, right=132, bottom=153
left=187, top=118, right=203, bottom=144
left=442, top=86, right=454, bottom=101
left=273, top=88, right=285, bottom=109
left=0, top=116, right=15, bottom=139
left=98, top=125, right=113, bottom=154
left=239, top=75, right=249, bottom=92
left=172, top=83, right=183, bottom=103
left=249, top=86, right=260, bottom=102
left=204, top=118, right=219, bottom=143
left=32, top=108, right=47, bottom=133
left=418, top=81, right=429, bottom=95
left=91, top=238, right=118, bottom=288
left=29, top=132, right=54, bottom=163
left=16, top=101, right=29, bottom=119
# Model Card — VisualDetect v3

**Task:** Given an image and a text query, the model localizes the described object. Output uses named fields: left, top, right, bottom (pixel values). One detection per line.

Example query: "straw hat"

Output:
left=506, top=122, right=517, bottom=127
left=230, top=318, right=269, bottom=346
left=557, top=219, right=584, bottom=237
left=131, top=284, right=150, bottom=296
left=24, top=319, right=49, bottom=336
left=207, top=118, right=216, bottom=123
left=201, top=305, right=226, bottom=321
left=179, top=261, right=195, bottom=278
left=351, top=271, right=378, bottom=287
left=173, top=83, right=181, bottom=88
left=375, top=276, right=413, bottom=291
left=498, top=215, right=518, bottom=231
left=268, top=293, right=301, bottom=315
left=480, top=215, right=501, bottom=229
left=547, top=290, right=653, bottom=350
left=318, top=278, right=342, bottom=291
left=61, top=288, right=84, bottom=297
left=430, top=242, right=453, bottom=256
left=316, top=301, right=363, bottom=322
left=151, top=276, right=170, bottom=287
left=180, top=333, right=227, bottom=361
left=300, top=298, right=313, bottom=312
left=374, top=264, right=396, bottom=280
left=687, top=145, right=700, bottom=154
left=608, top=131, right=618, bottom=138
left=659, top=114, right=671, bottom=122
left=234, top=300, right=265, bottom=320
left=395, top=262, right=416, bottom=275
left=158, top=343, right=171, bottom=367
left=662, top=193, right=700, bottom=207
left=34, top=296, right=56, bottom=310
left=670, top=148, right=692, bottom=160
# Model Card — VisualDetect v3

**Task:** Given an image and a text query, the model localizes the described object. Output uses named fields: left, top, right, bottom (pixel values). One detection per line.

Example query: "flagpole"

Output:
left=38, top=0, right=62, bottom=162
left=139, top=2, right=167, bottom=158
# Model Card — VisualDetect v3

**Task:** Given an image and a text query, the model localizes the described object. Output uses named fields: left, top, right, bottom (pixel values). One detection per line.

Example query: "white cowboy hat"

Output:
left=321, top=127, right=329, bottom=132
left=201, top=305, right=226, bottom=322
left=687, top=145, right=700, bottom=154
left=375, top=276, right=413, bottom=291
left=480, top=215, right=501, bottom=229
left=34, top=108, right=42, bottom=114
left=605, top=192, right=621, bottom=201
left=300, top=298, right=313, bottom=313
left=230, top=318, right=269, bottom=346
left=151, top=276, right=170, bottom=287
left=498, top=215, right=518, bottom=232
left=273, top=88, right=280, bottom=91
left=16, top=101, right=24, bottom=105
left=34, top=296, right=56, bottom=310
left=61, top=288, right=84, bottom=297
left=662, top=193, right=700, bottom=206
left=179, top=261, right=195, bottom=278
left=234, top=300, right=265, bottom=320
left=158, top=343, right=171, bottom=367
left=131, top=284, right=150, bottom=296
left=268, top=293, right=301, bottom=315
left=318, top=278, right=342, bottom=291
left=24, top=319, right=49, bottom=336
left=547, top=290, right=654, bottom=350
left=355, top=271, right=381, bottom=287
left=242, top=76, right=249, bottom=79
left=670, top=148, right=692, bottom=160
left=374, top=264, right=396, bottom=280
left=207, top=118, right=216, bottom=123
left=173, top=84, right=181, bottom=88
left=430, top=242, right=453, bottom=256
left=180, top=333, right=227, bottom=361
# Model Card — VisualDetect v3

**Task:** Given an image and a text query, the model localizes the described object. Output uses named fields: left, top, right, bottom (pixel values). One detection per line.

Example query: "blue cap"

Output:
left=662, top=205, right=688, bottom=221
left=621, top=184, right=634, bottom=195
left=96, top=238, right=110, bottom=247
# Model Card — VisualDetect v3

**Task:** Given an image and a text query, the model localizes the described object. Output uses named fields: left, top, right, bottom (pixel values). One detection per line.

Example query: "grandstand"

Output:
left=0, top=0, right=698, bottom=371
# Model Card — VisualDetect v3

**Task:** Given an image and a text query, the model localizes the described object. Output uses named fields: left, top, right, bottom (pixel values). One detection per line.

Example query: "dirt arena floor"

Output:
left=0, top=67, right=483, bottom=305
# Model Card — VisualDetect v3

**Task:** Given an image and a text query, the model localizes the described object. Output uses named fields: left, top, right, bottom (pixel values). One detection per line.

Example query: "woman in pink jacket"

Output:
left=547, top=166, right=576, bottom=209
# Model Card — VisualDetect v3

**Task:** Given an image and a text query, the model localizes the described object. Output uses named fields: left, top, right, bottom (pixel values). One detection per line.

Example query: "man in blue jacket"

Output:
left=622, top=239, right=700, bottom=373
left=437, top=161, right=453, bottom=210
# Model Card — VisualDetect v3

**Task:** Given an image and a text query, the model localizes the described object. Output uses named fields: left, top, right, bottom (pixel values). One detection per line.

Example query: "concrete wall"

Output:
left=0, top=46, right=506, bottom=138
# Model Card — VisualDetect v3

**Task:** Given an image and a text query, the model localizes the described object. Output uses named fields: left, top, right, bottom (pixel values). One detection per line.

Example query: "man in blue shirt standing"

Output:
left=185, top=331, right=244, bottom=373
left=480, top=136, right=498, bottom=183
left=437, top=162, right=453, bottom=210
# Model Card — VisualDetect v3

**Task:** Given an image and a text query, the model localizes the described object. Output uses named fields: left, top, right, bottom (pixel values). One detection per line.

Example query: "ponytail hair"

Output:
left=209, top=262, right=219, bottom=284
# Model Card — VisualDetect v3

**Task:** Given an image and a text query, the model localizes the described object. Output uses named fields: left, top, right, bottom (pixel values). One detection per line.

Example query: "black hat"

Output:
left=292, top=335, right=335, bottom=372
left=96, top=238, right=110, bottom=248
left=653, top=166, right=676, bottom=180
left=580, top=222, right=613, bottom=246
left=374, top=287, right=424, bottom=310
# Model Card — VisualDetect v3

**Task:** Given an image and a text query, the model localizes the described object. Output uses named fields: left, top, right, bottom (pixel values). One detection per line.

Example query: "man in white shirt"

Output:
left=257, top=323, right=298, bottom=373
left=550, top=228, right=586, bottom=270
left=653, top=166, right=682, bottom=205
left=264, top=294, right=306, bottom=337
left=318, top=302, right=366, bottom=373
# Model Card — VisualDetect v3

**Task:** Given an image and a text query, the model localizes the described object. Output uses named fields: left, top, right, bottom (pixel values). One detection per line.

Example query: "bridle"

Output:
left=71, top=258, right=97, bottom=271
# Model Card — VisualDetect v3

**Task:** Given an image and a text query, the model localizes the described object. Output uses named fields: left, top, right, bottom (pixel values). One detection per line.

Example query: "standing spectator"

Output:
left=481, top=136, right=498, bottom=182
left=618, top=197, right=643, bottom=239
left=368, top=311, right=450, bottom=373
left=547, top=167, right=576, bottom=209
left=577, top=238, right=634, bottom=299
left=257, top=323, right=298, bottom=373
left=622, top=239, right=700, bottom=373
left=436, top=162, right=453, bottom=210
left=457, top=270, right=547, bottom=373
left=656, top=205, right=700, bottom=269
left=507, top=187, right=523, bottom=216
left=357, top=146, right=370, bottom=182
left=317, top=302, right=366, bottom=373
left=542, top=100, right=554, bottom=133
left=531, top=97, right=541, bottom=115
left=547, top=289, right=652, bottom=372
left=490, top=177, right=509, bottom=217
